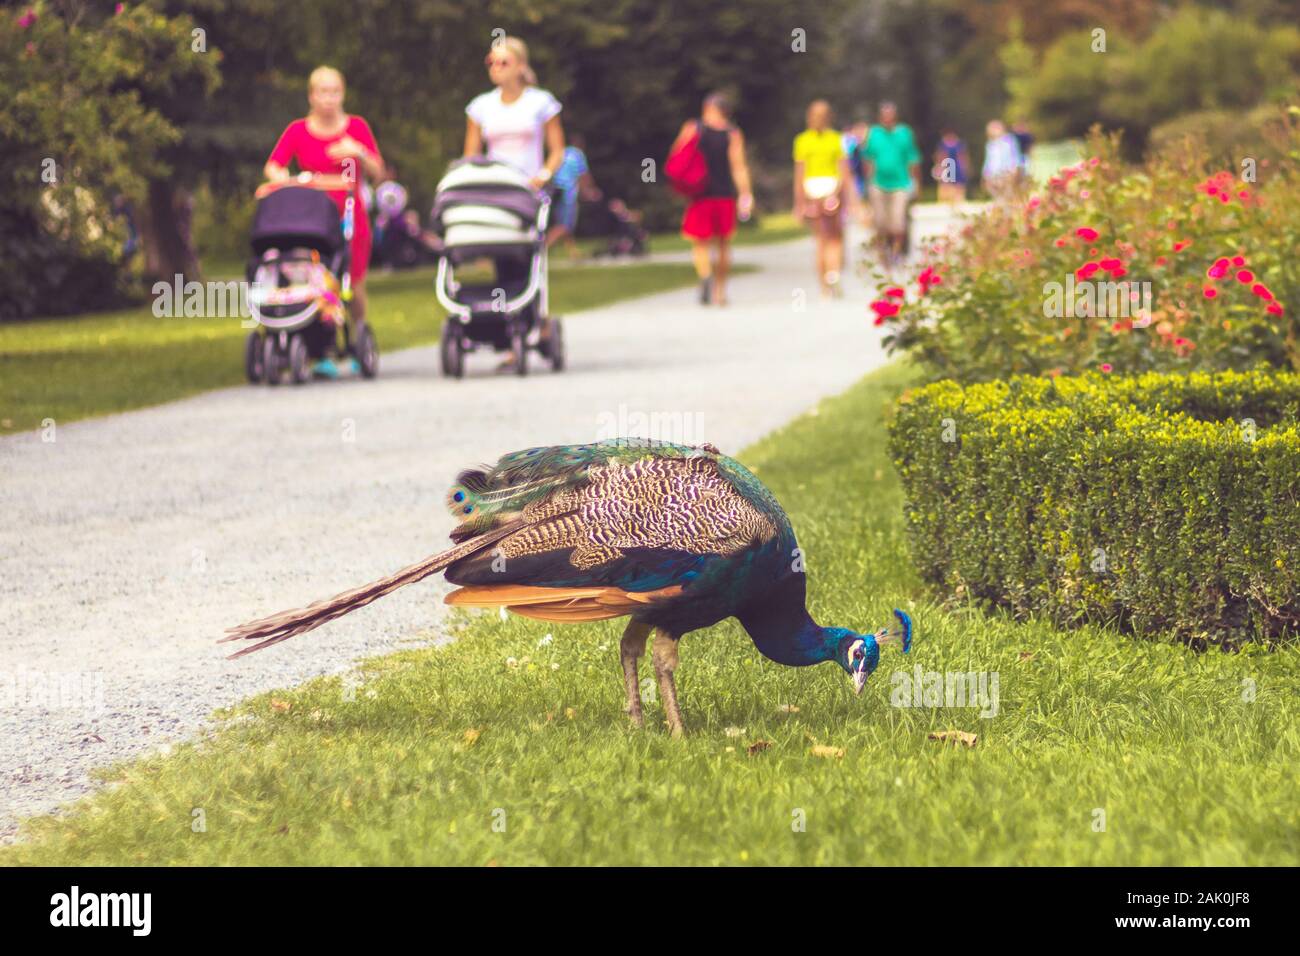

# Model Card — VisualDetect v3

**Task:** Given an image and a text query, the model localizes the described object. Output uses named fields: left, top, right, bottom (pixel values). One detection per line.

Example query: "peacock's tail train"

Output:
left=220, top=522, right=520, bottom=658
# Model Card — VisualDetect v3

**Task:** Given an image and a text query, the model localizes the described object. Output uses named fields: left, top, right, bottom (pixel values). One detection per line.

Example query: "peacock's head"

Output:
left=831, top=609, right=913, bottom=695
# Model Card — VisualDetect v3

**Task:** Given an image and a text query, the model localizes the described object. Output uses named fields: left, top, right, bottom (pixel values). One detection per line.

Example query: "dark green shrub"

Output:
left=889, top=369, right=1300, bottom=646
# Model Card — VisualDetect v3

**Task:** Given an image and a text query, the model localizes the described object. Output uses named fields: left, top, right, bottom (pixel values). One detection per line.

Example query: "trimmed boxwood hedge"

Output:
left=889, top=369, right=1300, bottom=646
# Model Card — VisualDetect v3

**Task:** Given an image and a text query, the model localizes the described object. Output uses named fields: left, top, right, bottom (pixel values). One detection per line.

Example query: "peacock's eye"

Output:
left=453, top=491, right=465, bottom=502
left=852, top=648, right=863, bottom=660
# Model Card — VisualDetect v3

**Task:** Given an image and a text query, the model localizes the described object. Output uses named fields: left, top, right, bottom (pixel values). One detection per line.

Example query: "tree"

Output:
left=0, top=2, right=216, bottom=318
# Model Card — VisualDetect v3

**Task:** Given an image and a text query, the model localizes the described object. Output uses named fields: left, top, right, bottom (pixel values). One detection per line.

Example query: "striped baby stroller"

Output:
left=431, top=158, right=564, bottom=377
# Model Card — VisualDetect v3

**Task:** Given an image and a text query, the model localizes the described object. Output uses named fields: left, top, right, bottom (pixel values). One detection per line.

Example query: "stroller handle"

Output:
left=256, top=174, right=357, bottom=199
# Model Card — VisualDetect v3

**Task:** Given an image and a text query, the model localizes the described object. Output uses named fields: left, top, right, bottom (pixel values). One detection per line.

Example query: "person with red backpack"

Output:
left=667, top=92, right=754, bottom=306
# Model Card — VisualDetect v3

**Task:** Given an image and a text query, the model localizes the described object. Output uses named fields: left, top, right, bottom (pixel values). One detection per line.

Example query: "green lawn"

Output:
left=5, top=361, right=1297, bottom=865
left=0, top=261, right=702, bottom=434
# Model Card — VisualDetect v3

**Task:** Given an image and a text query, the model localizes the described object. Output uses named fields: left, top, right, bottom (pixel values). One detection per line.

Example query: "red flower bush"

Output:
left=874, top=120, right=1300, bottom=380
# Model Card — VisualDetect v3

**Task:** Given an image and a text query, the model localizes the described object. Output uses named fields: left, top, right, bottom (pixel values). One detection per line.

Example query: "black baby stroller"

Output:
left=244, top=177, right=378, bottom=385
left=431, top=158, right=564, bottom=377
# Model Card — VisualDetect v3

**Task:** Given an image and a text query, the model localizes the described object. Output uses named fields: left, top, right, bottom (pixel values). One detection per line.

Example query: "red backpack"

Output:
left=665, top=124, right=709, bottom=198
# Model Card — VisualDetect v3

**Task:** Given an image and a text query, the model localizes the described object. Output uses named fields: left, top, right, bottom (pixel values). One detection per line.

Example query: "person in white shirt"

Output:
left=463, top=36, right=566, bottom=191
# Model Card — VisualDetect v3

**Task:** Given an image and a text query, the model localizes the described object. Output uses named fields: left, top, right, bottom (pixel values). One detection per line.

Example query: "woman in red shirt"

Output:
left=264, top=66, right=385, bottom=329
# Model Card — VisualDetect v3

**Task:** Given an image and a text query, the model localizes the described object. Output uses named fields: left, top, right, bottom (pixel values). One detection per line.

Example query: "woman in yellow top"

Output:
left=793, top=100, right=854, bottom=298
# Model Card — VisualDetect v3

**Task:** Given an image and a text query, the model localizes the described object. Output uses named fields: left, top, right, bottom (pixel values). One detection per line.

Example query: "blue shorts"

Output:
left=553, top=193, right=579, bottom=231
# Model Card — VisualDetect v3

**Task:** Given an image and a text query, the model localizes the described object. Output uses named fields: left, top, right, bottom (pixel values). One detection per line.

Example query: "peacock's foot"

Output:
left=652, top=629, right=686, bottom=738
left=620, top=622, right=650, bottom=731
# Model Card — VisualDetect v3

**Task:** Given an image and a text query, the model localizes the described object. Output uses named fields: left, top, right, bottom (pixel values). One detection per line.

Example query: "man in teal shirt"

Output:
left=857, top=102, right=920, bottom=267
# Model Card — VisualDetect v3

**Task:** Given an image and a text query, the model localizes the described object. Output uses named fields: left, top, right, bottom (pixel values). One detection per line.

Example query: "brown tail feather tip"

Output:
left=221, top=523, right=521, bottom=658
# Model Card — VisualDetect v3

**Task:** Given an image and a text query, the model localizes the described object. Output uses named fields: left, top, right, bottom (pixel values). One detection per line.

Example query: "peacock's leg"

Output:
left=620, top=621, right=650, bottom=728
left=651, top=629, right=685, bottom=738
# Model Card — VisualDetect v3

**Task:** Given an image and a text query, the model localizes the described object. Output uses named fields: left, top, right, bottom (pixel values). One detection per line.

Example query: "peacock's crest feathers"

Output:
left=445, top=439, right=728, bottom=540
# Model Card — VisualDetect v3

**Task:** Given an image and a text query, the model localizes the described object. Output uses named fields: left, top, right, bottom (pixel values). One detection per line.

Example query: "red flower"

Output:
left=1172, top=240, right=1191, bottom=252
left=1054, top=238, right=1066, bottom=248
left=1251, top=283, right=1274, bottom=300
left=1203, top=287, right=1218, bottom=299
left=1267, top=302, right=1285, bottom=315
left=869, top=300, right=900, bottom=320
left=917, top=267, right=942, bottom=293
left=1111, top=267, right=1127, bottom=278
left=1099, top=363, right=1113, bottom=373
left=1236, top=270, right=1255, bottom=284
left=1076, top=262, right=1101, bottom=281
left=884, top=286, right=905, bottom=299
left=1231, top=255, right=1246, bottom=267
left=17, top=9, right=36, bottom=28
left=1099, top=257, right=1123, bottom=271
left=1206, top=259, right=1230, bottom=280
left=1075, top=227, right=1099, bottom=242
left=1155, top=256, right=1168, bottom=266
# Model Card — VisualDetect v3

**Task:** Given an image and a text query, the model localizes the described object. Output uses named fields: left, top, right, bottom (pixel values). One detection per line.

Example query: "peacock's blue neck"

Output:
left=737, top=578, right=841, bottom=667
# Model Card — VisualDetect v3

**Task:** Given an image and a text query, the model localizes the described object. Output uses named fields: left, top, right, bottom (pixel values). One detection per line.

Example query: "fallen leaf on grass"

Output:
left=270, top=698, right=291, bottom=713
left=462, top=728, right=481, bottom=747
left=1018, top=652, right=1036, bottom=661
left=810, top=744, right=845, bottom=759
left=747, top=739, right=772, bottom=756
left=928, top=730, right=978, bottom=748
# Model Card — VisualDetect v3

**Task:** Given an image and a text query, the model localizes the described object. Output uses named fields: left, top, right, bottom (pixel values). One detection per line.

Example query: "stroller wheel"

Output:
left=544, top=317, right=565, bottom=372
left=263, top=335, right=283, bottom=386
left=288, top=333, right=311, bottom=385
left=511, top=324, right=528, bottom=376
left=244, top=331, right=266, bottom=384
left=354, top=322, right=379, bottom=378
left=439, top=321, right=464, bottom=379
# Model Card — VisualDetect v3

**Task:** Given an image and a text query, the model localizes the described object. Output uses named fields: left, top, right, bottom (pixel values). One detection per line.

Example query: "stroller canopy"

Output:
left=431, top=158, right=543, bottom=252
left=250, top=186, right=344, bottom=256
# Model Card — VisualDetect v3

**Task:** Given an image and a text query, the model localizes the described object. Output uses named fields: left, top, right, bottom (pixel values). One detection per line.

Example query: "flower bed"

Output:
left=889, top=369, right=1300, bottom=646
left=876, top=112, right=1300, bottom=383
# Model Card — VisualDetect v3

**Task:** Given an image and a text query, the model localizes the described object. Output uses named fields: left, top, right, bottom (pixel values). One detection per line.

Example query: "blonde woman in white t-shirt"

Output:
left=464, top=36, right=565, bottom=191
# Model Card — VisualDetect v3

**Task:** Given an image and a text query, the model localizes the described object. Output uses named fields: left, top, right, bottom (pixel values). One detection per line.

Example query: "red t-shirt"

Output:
left=267, top=115, right=382, bottom=282
left=266, top=115, right=382, bottom=220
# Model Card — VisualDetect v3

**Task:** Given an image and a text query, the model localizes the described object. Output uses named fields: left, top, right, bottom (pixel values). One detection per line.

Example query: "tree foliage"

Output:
left=1, top=2, right=217, bottom=317
left=1009, top=7, right=1300, bottom=151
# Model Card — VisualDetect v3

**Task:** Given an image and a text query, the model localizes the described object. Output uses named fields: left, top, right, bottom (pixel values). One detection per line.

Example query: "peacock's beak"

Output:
left=853, top=667, right=869, bottom=695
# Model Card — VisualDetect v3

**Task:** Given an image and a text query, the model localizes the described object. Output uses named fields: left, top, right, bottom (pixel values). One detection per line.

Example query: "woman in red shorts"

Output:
left=670, top=92, right=754, bottom=307
left=263, top=66, right=385, bottom=339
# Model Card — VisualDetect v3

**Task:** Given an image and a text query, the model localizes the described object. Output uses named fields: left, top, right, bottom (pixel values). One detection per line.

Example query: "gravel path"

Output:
left=0, top=230, right=903, bottom=838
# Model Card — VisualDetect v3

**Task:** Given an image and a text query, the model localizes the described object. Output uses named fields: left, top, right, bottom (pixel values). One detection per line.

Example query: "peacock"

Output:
left=222, top=439, right=912, bottom=736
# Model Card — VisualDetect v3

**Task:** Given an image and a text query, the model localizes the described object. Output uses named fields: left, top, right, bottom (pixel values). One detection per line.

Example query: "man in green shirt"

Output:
left=857, top=101, right=920, bottom=268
